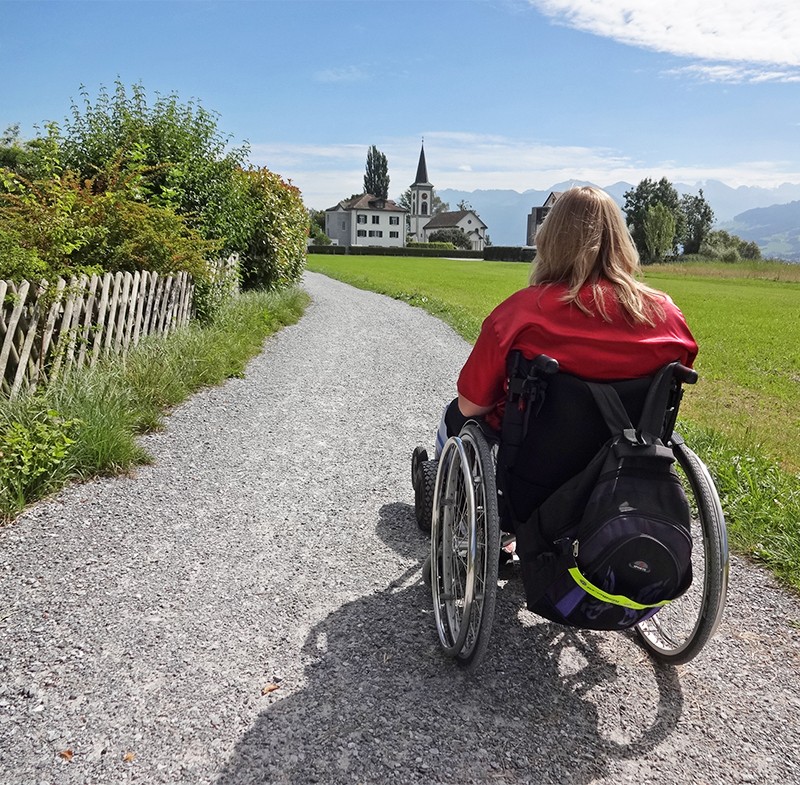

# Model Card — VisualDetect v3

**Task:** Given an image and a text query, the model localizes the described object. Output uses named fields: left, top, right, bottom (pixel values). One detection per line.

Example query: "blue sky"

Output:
left=2, top=0, right=800, bottom=210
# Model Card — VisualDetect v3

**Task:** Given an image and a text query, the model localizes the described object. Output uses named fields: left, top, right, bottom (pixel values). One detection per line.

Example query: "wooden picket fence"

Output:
left=0, top=270, right=194, bottom=398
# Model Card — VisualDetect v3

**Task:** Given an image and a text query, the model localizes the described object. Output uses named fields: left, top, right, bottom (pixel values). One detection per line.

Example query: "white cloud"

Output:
left=529, top=0, right=800, bottom=70
left=249, top=133, right=800, bottom=210
left=313, top=65, right=369, bottom=83
left=669, top=64, right=800, bottom=84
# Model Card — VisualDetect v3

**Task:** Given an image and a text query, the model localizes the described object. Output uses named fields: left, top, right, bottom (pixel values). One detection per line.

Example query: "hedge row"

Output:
left=483, top=246, right=536, bottom=262
left=307, top=245, right=486, bottom=259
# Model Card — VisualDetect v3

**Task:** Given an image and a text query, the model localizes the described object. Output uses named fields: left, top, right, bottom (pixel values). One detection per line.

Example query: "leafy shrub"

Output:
left=0, top=162, right=217, bottom=283
left=0, top=225, right=47, bottom=282
left=238, top=167, right=307, bottom=291
left=429, top=228, right=472, bottom=250
left=0, top=407, right=78, bottom=519
left=194, top=254, right=241, bottom=323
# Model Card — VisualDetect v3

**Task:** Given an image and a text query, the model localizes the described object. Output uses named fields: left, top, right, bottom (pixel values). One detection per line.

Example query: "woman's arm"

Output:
left=457, top=393, right=494, bottom=418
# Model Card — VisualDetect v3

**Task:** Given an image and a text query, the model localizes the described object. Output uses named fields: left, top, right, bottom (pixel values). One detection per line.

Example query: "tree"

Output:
left=307, top=208, right=331, bottom=245
left=623, top=177, right=683, bottom=260
left=363, top=145, right=389, bottom=199
left=456, top=199, right=473, bottom=211
left=680, top=189, right=715, bottom=254
left=429, top=228, right=472, bottom=250
left=642, top=203, right=676, bottom=263
left=699, top=230, right=762, bottom=261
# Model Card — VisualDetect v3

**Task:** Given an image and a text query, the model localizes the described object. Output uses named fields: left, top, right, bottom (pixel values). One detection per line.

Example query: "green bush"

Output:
left=428, top=228, right=472, bottom=250
left=0, top=407, right=79, bottom=519
left=0, top=163, right=217, bottom=283
left=238, top=167, right=307, bottom=291
left=194, top=254, right=241, bottom=323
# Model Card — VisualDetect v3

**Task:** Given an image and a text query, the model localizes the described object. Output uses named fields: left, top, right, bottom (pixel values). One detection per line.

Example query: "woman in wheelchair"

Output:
left=413, top=186, right=727, bottom=667
left=440, top=185, right=695, bottom=454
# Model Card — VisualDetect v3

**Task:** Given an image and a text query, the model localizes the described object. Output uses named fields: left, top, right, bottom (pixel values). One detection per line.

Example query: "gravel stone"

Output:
left=1, top=271, right=799, bottom=784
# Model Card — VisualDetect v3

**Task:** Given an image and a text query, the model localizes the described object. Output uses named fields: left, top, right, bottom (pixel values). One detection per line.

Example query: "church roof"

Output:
left=412, top=143, right=432, bottom=187
left=424, top=210, right=487, bottom=230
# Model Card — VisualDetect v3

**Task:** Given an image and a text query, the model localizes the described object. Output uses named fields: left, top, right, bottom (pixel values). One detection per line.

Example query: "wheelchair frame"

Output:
left=425, top=421, right=729, bottom=670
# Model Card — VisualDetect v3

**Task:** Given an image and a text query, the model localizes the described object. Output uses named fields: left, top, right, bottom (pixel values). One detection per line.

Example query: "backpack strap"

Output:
left=586, top=362, right=681, bottom=445
left=584, top=382, right=639, bottom=444
left=638, top=362, right=679, bottom=439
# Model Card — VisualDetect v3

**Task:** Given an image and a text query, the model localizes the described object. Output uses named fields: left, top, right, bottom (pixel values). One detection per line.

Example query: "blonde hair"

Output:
left=532, top=186, right=664, bottom=325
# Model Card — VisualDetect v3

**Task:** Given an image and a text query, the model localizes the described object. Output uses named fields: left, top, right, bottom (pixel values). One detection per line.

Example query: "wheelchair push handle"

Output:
left=673, top=363, right=698, bottom=385
left=533, top=354, right=559, bottom=376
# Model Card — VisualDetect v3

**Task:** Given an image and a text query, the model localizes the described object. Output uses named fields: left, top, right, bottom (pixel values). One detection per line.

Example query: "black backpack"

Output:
left=498, top=353, right=693, bottom=631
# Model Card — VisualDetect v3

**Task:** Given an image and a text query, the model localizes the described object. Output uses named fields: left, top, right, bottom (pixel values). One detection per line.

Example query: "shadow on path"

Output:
left=215, top=504, right=683, bottom=784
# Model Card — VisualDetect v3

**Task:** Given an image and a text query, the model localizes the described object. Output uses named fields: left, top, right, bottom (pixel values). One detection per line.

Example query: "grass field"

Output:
left=307, top=253, right=800, bottom=591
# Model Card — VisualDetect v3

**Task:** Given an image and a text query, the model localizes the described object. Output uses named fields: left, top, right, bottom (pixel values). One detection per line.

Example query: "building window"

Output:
left=371, top=215, right=380, bottom=224
left=421, top=203, right=428, bottom=215
left=341, top=221, right=346, bottom=230
left=357, top=230, right=367, bottom=237
left=368, top=230, right=383, bottom=238
left=389, top=216, right=399, bottom=225
left=389, top=231, right=399, bottom=238
left=357, top=215, right=367, bottom=224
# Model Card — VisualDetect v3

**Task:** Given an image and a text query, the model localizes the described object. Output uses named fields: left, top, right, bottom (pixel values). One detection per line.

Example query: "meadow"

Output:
left=307, top=253, right=800, bottom=591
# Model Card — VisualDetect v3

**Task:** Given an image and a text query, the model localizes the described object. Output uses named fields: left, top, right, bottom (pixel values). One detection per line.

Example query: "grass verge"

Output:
left=0, top=287, right=309, bottom=522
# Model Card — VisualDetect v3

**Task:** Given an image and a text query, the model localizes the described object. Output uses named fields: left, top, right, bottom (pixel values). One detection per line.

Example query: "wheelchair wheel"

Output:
left=414, top=459, right=438, bottom=534
left=636, top=438, right=729, bottom=665
left=430, top=422, right=500, bottom=669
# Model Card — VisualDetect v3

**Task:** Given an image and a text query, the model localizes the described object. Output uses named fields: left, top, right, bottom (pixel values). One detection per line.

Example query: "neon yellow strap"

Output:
left=567, top=567, right=672, bottom=611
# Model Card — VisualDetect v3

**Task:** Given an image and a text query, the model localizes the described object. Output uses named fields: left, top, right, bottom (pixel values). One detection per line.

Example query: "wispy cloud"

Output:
left=250, top=133, right=800, bottom=209
left=668, top=64, right=800, bottom=84
left=313, top=65, right=369, bottom=83
left=528, top=1, right=800, bottom=81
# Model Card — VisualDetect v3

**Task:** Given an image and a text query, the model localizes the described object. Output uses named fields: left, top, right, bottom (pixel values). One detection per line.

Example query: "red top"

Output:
left=457, top=282, right=698, bottom=428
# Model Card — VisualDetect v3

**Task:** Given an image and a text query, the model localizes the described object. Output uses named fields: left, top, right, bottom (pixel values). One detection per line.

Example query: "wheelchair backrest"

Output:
left=497, top=352, right=685, bottom=525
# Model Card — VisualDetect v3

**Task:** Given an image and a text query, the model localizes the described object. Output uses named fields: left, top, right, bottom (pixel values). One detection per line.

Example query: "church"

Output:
left=324, top=143, right=488, bottom=251
left=406, top=143, right=488, bottom=252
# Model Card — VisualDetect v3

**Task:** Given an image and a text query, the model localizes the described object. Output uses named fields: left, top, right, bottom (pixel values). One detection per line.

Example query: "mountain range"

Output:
left=435, top=181, right=800, bottom=260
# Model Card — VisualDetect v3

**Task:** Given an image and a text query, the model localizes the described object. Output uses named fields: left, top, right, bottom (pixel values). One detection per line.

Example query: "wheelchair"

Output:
left=412, top=355, right=729, bottom=670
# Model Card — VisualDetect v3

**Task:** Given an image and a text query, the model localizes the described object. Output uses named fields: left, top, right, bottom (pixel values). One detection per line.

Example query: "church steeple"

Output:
left=408, top=140, right=434, bottom=242
left=413, top=141, right=432, bottom=187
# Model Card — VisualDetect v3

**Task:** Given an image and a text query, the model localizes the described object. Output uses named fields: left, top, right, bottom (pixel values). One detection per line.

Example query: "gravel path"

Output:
left=1, top=271, right=800, bottom=785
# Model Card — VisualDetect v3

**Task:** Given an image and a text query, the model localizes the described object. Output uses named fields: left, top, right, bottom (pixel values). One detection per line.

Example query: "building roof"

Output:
left=326, top=194, right=407, bottom=212
left=424, top=210, right=487, bottom=230
left=411, top=143, right=432, bottom=187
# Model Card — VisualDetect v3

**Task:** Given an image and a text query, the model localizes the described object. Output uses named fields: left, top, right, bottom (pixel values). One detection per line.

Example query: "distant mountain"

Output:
left=721, top=201, right=800, bottom=261
left=435, top=180, right=800, bottom=252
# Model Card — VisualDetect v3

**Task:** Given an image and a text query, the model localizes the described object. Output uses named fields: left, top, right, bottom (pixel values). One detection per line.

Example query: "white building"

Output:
left=325, top=194, right=406, bottom=248
left=422, top=209, right=488, bottom=252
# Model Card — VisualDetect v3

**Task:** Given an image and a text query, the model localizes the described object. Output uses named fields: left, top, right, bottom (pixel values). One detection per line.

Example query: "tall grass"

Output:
left=308, top=254, right=800, bottom=592
left=0, top=287, right=308, bottom=521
